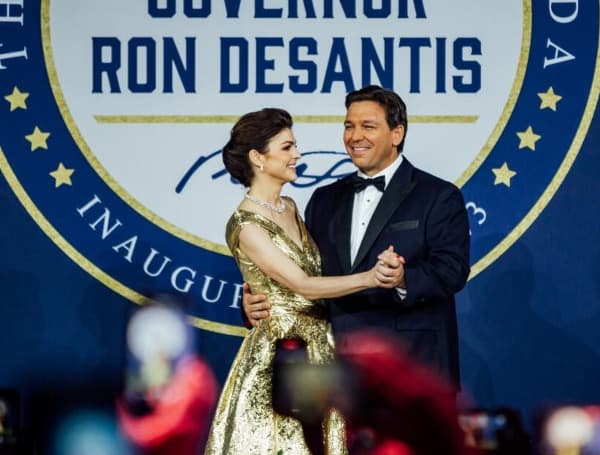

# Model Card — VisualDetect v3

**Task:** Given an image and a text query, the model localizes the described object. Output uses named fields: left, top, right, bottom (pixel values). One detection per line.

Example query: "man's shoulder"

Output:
left=305, top=176, right=353, bottom=227
left=410, top=162, right=460, bottom=193
left=311, top=174, right=354, bottom=198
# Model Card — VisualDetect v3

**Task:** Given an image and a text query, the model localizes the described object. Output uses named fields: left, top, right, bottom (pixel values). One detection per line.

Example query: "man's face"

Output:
left=343, top=100, right=404, bottom=176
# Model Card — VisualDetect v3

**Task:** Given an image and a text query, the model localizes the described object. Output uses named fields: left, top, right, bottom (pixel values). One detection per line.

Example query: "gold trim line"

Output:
left=94, top=114, right=479, bottom=124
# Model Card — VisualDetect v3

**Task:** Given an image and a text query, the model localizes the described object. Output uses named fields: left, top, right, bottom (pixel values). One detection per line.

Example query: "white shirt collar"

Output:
left=356, top=153, right=404, bottom=189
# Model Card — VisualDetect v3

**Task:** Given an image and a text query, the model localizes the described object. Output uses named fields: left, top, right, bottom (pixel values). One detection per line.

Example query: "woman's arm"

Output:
left=238, top=223, right=394, bottom=301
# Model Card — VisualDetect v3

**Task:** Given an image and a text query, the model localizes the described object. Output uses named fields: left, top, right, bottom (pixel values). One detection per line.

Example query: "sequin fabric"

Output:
left=204, top=203, right=347, bottom=455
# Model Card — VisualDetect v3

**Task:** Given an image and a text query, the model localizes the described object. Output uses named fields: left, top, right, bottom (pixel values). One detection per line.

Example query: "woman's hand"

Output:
left=371, top=245, right=406, bottom=288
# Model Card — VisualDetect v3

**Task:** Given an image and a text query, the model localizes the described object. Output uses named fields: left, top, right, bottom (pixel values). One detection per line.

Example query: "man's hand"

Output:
left=242, top=283, right=270, bottom=328
left=375, top=245, right=406, bottom=289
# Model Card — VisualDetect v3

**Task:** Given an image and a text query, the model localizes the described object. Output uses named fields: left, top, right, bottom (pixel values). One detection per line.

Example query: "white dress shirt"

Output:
left=350, top=154, right=407, bottom=298
left=350, top=154, right=403, bottom=262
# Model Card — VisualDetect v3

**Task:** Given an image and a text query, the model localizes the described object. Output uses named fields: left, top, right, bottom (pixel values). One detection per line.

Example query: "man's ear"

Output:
left=392, top=125, right=405, bottom=148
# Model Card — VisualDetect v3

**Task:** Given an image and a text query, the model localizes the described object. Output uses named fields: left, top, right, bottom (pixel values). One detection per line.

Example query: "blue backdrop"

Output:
left=2, top=106, right=599, bottom=445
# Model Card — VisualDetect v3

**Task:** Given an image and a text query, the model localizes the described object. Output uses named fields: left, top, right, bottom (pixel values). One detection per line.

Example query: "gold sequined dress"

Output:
left=204, top=202, right=347, bottom=455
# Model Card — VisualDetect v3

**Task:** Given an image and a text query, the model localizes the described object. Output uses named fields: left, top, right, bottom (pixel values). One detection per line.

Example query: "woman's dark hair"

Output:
left=222, top=108, right=293, bottom=187
left=345, top=85, right=408, bottom=151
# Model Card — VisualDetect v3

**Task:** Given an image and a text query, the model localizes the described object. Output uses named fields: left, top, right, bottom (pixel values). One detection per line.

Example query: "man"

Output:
left=244, top=85, right=470, bottom=390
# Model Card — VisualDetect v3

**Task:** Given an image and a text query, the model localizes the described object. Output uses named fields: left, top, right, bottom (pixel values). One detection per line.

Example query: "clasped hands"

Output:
left=371, top=245, right=406, bottom=289
left=242, top=246, right=407, bottom=328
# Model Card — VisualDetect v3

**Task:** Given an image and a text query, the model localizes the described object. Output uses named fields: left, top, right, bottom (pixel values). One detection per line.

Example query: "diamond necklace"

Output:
left=245, top=192, right=286, bottom=213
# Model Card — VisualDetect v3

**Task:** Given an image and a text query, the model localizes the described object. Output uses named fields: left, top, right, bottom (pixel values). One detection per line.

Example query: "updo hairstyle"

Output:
left=222, top=108, right=293, bottom=187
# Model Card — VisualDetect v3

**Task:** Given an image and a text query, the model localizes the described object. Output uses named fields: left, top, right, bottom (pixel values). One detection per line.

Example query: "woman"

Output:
left=204, top=108, right=398, bottom=455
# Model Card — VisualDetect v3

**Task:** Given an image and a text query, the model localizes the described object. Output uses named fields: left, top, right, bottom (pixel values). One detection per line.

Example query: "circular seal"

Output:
left=1, top=1, right=598, bottom=336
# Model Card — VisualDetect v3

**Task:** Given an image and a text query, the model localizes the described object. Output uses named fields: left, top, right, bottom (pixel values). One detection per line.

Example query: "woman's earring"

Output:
left=259, top=163, right=264, bottom=172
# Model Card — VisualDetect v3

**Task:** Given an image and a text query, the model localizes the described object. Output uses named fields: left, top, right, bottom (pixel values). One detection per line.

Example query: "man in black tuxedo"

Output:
left=244, top=85, right=470, bottom=390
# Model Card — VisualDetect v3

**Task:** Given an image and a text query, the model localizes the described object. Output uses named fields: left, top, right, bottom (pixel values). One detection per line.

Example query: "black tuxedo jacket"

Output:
left=304, top=158, right=470, bottom=389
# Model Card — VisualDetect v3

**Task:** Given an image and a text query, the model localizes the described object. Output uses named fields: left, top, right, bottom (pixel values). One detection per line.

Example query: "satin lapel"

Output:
left=332, top=182, right=354, bottom=274
left=351, top=161, right=416, bottom=272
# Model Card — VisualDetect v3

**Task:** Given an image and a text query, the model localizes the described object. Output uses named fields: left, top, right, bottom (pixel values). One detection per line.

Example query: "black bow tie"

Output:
left=351, top=175, right=386, bottom=193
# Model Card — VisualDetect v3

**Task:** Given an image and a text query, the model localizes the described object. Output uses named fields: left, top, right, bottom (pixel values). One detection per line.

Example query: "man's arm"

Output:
left=401, top=186, right=471, bottom=306
left=241, top=283, right=270, bottom=328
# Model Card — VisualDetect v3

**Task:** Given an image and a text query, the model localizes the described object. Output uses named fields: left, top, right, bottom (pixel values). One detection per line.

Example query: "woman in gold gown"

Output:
left=204, top=108, right=398, bottom=455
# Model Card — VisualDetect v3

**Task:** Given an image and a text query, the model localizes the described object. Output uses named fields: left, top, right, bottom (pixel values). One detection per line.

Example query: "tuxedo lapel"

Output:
left=332, top=179, right=355, bottom=274
left=351, top=160, right=416, bottom=272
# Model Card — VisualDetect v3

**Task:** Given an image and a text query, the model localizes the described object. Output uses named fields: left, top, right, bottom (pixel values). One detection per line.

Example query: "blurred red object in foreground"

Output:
left=335, top=330, right=466, bottom=455
left=117, top=355, right=218, bottom=455
left=372, top=439, right=415, bottom=455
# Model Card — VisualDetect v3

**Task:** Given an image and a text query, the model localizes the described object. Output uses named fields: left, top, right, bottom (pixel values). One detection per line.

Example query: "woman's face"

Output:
left=262, top=128, right=301, bottom=183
